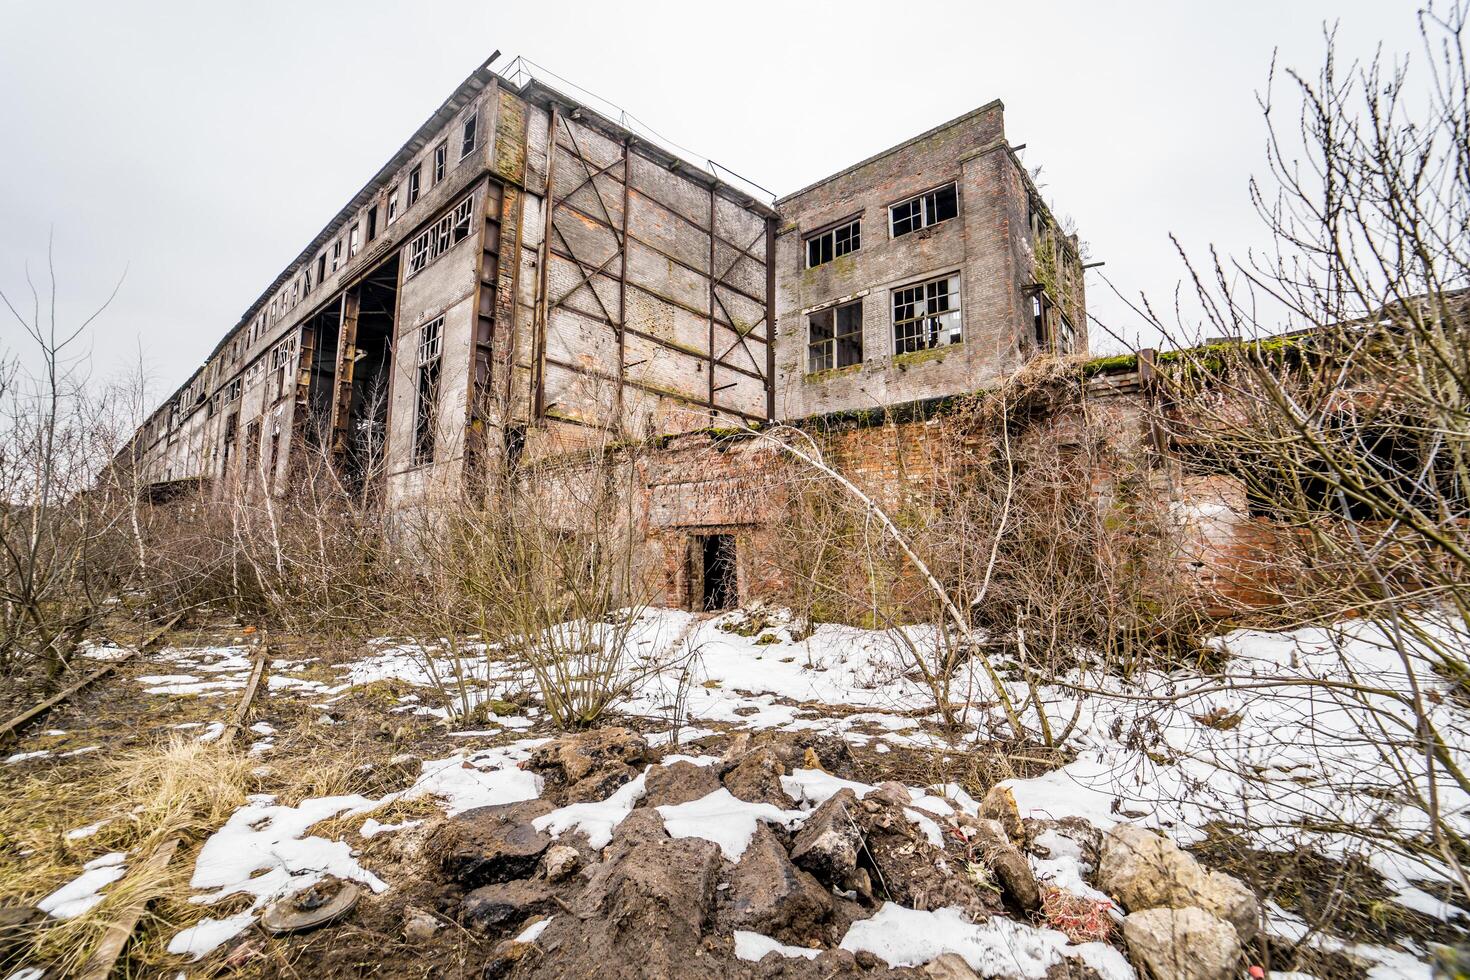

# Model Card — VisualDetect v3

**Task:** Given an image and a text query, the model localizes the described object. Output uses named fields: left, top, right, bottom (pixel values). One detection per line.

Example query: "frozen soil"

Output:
left=0, top=607, right=1466, bottom=978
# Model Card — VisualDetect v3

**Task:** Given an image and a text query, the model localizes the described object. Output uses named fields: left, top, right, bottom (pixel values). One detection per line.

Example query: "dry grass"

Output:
left=0, top=729, right=420, bottom=977
left=0, top=737, right=253, bottom=976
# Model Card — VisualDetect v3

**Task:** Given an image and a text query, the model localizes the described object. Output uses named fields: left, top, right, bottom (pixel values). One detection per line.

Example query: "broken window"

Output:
left=303, top=269, right=312, bottom=295
left=413, top=316, right=443, bottom=465
left=434, top=141, right=448, bottom=183
left=807, top=299, right=863, bottom=372
left=316, top=252, right=327, bottom=285
left=244, top=418, right=261, bottom=484
left=408, top=165, right=422, bottom=206
left=387, top=186, right=400, bottom=224
left=1031, top=293, right=1049, bottom=348
left=331, top=239, right=342, bottom=273
left=1057, top=313, right=1077, bottom=352
left=805, top=218, right=861, bottom=268
left=452, top=195, right=473, bottom=242
left=889, top=183, right=958, bottom=238
left=893, top=273, right=962, bottom=353
left=348, top=223, right=361, bottom=257
left=367, top=205, right=378, bottom=242
left=221, top=412, right=238, bottom=476
left=460, top=111, right=477, bottom=159
left=404, top=193, right=475, bottom=279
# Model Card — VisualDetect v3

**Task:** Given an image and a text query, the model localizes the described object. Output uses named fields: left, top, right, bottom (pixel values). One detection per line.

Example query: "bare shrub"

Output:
left=762, top=362, right=1201, bottom=742
left=0, top=250, right=139, bottom=679
left=1110, top=2, right=1470, bottom=904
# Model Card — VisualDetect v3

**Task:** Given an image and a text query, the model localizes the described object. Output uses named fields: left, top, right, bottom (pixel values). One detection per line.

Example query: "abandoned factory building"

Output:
left=127, top=53, right=1087, bottom=499
left=119, top=54, right=1107, bottom=611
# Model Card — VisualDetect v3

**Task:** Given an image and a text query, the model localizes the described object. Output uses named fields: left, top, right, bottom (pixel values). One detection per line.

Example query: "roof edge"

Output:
left=776, top=99, right=1005, bottom=205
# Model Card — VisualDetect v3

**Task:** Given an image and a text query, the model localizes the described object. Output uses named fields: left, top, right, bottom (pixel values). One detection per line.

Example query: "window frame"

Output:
left=408, top=165, right=422, bottom=206
left=807, top=298, right=864, bottom=373
left=891, top=272, right=963, bottom=354
left=804, top=217, right=862, bottom=269
left=459, top=110, right=478, bottom=160
left=412, top=316, right=444, bottom=466
left=888, top=182, right=959, bottom=239
left=404, top=193, right=476, bottom=279
left=387, top=186, right=399, bottom=224
left=433, top=141, right=448, bottom=183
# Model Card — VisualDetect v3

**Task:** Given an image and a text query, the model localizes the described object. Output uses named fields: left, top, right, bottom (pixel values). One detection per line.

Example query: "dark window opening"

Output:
left=408, top=165, right=422, bottom=206
left=367, top=206, right=378, bottom=242
left=244, top=419, right=261, bottom=486
left=890, top=183, right=958, bottom=238
left=805, top=218, right=861, bottom=268
left=434, top=141, right=448, bottom=183
left=413, top=317, right=443, bottom=466
left=460, top=112, right=478, bottom=159
left=701, top=534, right=737, bottom=611
left=808, top=299, right=863, bottom=372
left=316, top=252, right=327, bottom=285
left=505, top=423, right=526, bottom=470
left=1031, top=293, right=1049, bottom=348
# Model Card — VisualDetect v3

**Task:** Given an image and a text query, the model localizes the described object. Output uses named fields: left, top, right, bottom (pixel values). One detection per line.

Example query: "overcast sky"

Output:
left=0, top=0, right=1424, bottom=407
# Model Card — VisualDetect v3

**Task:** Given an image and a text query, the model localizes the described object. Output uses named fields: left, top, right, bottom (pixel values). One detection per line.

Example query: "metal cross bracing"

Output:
left=531, top=105, right=772, bottom=432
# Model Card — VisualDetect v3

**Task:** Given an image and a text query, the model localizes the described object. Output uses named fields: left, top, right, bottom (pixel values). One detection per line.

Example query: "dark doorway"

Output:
left=701, top=534, right=737, bottom=611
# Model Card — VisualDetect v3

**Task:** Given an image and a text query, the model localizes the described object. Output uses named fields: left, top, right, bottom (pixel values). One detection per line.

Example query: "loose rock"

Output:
left=460, top=879, right=557, bottom=933
left=725, top=825, right=831, bottom=942
left=722, top=747, right=795, bottom=808
left=1098, top=824, right=1258, bottom=941
left=922, top=952, right=982, bottom=979
left=437, top=799, right=555, bottom=888
left=528, top=727, right=648, bottom=785
left=543, top=844, right=580, bottom=881
left=402, top=905, right=442, bottom=942
left=789, top=788, right=864, bottom=884
left=1122, top=906, right=1241, bottom=980
left=644, top=760, right=722, bottom=807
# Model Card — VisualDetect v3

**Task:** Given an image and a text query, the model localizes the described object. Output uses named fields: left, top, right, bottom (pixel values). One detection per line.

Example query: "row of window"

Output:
left=805, top=183, right=959, bottom=270
left=406, top=194, right=475, bottom=278
left=807, top=272, right=963, bottom=373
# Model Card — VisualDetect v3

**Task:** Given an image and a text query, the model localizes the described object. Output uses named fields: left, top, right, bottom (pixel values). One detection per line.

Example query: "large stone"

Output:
left=565, top=763, right=640, bottom=804
left=438, top=799, right=555, bottom=888
left=726, top=825, right=831, bottom=942
left=922, top=953, right=982, bottom=979
left=571, top=820, right=725, bottom=976
left=978, top=785, right=1024, bottom=842
left=722, top=747, right=795, bottom=808
left=643, top=760, right=721, bottom=807
left=789, top=788, right=865, bottom=885
left=528, top=728, right=648, bottom=785
left=460, top=879, right=557, bottom=933
left=1122, top=906, right=1241, bottom=980
left=1098, top=824, right=1258, bottom=942
left=543, top=844, right=580, bottom=881
left=965, top=816, right=1041, bottom=912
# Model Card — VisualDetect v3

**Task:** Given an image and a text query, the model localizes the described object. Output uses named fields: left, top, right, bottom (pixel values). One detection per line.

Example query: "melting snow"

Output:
left=655, top=789, right=802, bottom=860
left=38, top=852, right=127, bottom=919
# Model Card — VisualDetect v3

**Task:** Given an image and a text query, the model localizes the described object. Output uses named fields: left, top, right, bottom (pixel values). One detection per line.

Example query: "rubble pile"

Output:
left=416, top=728, right=1262, bottom=980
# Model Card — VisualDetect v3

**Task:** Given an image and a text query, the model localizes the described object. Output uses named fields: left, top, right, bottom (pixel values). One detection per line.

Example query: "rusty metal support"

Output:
left=617, top=137, right=631, bottom=425
left=531, top=103, right=561, bottom=422
left=765, top=216, right=776, bottom=421
left=707, top=185, right=716, bottom=423
left=328, top=290, right=360, bottom=456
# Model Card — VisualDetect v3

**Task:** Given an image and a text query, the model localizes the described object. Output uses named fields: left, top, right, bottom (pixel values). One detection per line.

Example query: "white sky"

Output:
left=0, top=0, right=1424, bottom=406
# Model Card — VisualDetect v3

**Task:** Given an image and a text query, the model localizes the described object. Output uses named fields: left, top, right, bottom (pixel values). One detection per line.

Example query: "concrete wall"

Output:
left=772, top=103, right=1086, bottom=421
